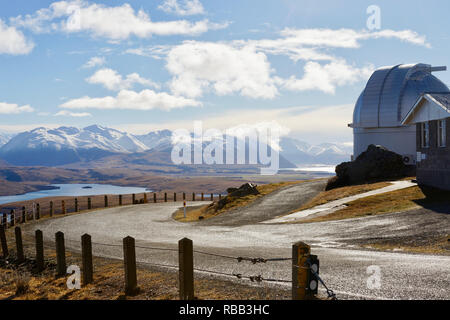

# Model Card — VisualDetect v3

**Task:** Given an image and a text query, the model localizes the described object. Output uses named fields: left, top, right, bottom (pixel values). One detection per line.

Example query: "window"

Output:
left=421, top=122, right=430, bottom=148
left=438, top=119, right=446, bottom=147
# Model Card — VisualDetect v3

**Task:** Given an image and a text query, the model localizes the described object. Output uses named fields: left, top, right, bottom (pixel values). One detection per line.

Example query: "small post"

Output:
left=104, top=195, right=108, bottom=208
left=192, top=193, right=195, bottom=201
left=201, top=193, right=204, bottom=201
left=210, top=193, right=213, bottom=201
left=0, top=225, right=8, bottom=258
left=61, top=200, right=66, bottom=215
left=36, top=203, right=40, bottom=220
left=219, top=194, right=222, bottom=200
left=74, top=198, right=79, bottom=212
left=35, top=230, right=44, bottom=272
left=143, top=193, right=148, bottom=203
left=292, top=241, right=311, bottom=300
left=174, top=193, right=177, bottom=202
left=22, top=206, right=26, bottom=223
left=123, top=236, right=138, bottom=295
left=153, top=193, right=157, bottom=203
left=164, top=193, right=167, bottom=202
left=81, top=234, right=93, bottom=286
left=183, top=192, right=186, bottom=201
left=15, top=227, right=24, bottom=263
left=2, top=213, right=7, bottom=227
left=49, top=201, right=54, bottom=217
left=183, top=201, right=187, bottom=218
left=10, top=210, right=15, bottom=227
left=55, top=231, right=66, bottom=276
left=179, top=238, right=194, bottom=300
left=119, top=195, right=123, bottom=206
left=88, top=198, right=92, bottom=210
left=132, top=194, right=136, bottom=204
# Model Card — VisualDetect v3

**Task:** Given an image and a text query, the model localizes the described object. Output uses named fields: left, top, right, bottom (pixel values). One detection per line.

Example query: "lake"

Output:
left=0, top=184, right=150, bottom=205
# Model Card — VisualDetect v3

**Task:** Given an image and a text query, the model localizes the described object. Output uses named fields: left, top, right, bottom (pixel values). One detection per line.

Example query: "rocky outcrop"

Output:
left=216, top=183, right=259, bottom=210
left=326, top=144, right=407, bottom=190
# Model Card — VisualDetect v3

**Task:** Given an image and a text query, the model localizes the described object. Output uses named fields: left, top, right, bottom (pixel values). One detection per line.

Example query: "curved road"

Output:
left=25, top=181, right=450, bottom=300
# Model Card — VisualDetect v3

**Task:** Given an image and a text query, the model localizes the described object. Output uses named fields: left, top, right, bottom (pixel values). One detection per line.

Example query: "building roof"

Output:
left=352, top=63, right=449, bottom=129
left=402, top=92, right=450, bottom=125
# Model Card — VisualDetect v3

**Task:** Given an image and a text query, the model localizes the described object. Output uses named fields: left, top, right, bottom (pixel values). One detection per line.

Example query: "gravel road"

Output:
left=25, top=181, right=450, bottom=300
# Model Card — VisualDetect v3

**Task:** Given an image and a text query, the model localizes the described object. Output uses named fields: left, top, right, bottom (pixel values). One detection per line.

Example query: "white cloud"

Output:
left=86, top=68, right=160, bottom=91
left=0, top=19, right=34, bottom=55
left=0, top=102, right=34, bottom=114
left=54, top=110, right=92, bottom=117
left=167, top=41, right=278, bottom=99
left=158, top=0, right=205, bottom=16
left=59, top=89, right=201, bottom=111
left=82, top=56, right=106, bottom=68
left=11, top=1, right=227, bottom=40
left=278, top=60, right=374, bottom=94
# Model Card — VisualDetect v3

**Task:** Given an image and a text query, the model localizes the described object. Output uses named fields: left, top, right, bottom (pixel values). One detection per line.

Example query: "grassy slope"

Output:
left=293, top=181, right=392, bottom=212
left=300, top=185, right=450, bottom=223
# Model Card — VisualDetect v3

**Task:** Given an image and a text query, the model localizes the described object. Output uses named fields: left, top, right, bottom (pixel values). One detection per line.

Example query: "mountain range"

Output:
left=0, top=125, right=351, bottom=167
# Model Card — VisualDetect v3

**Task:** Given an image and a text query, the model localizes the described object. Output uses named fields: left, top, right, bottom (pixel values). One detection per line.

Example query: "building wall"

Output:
left=416, top=118, right=450, bottom=191
left=353, top=125, right=416, bottom=163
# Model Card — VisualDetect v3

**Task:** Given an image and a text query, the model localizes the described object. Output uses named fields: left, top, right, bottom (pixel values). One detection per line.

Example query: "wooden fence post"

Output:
left=210, top=193, right=213, bottom=201
left=36, top=203, right=40, bottom=220
left=61, top=200, right=66, bottom=215
left=178, top=237, right=194, bottom=300
left=219, top=194, right=222, bottom=200
left=0, top=225, right=8, bottom=258
left=292, top=241, right=311, bottom=300
left=132, top=194, right=136, bottom=204
left=15, top=227, right=24, bottom=263
left=153, top=193, right=157, bottom=203
left=49, top=201, right=54, bottom=217
left=174, top=193, right=177, bottom=202
left=2, top=213, right=6, bottom=227
left=10, top=210, right=15, bottom=227
left=183, top=192, right=186, bottom=201
left=74, top=198, right=79, bottom=212
left=81, top=234, right=93, bottom=286
left=35, top=230, right=44, bottom=272
left=143, top=193, right=148, bottom=203
left=22, top=206, right=26, bottom=223
left=104, top=195, right=108, bottom=208
left=123, top=236, right=138, bottom=295
left=192, top=193, right=195, bottom=201
left=88, top=198, right=92, bottom=210
left=119, top=195, right=123, bottom=206
left=201, top=193, right=204, bottom=201
left=55, top=231, right=66, bottom=276
left=164, top=193, right=167, bottom=202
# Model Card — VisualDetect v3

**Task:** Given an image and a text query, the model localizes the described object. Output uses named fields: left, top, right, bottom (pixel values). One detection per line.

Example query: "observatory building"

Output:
left=350, top=63, right=449, bottom=164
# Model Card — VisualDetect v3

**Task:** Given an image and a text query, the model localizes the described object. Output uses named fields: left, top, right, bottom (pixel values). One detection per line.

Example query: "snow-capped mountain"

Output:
left=0, top=125, right=149, bottom=166
left=0, top=133, right=12, bottom=147
left=279, top=137, right=352, bottom=165
left=0, top=125, right=351, bottom=167
left=135, top=129, right=172, bottom=150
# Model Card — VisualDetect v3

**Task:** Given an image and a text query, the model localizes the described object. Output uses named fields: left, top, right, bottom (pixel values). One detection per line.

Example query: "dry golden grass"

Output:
left=293, top=181, right=392, bottom=213
left=299, top=185, right=450, bottom=223
left=173, top=181, right=305, bottom=222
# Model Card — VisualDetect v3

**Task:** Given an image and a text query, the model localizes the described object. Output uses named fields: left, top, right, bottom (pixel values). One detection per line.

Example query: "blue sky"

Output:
left=0, top=0, right=449, bottom=144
